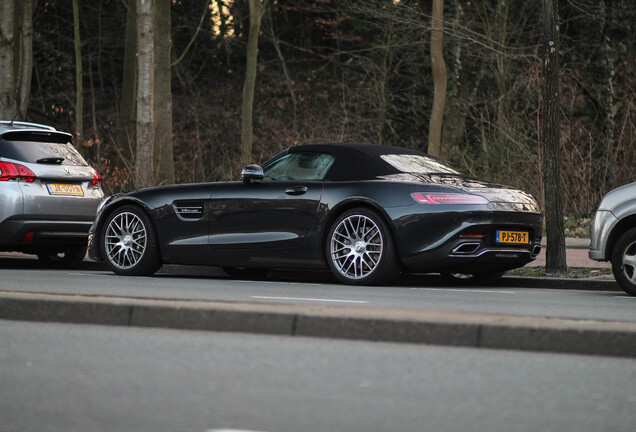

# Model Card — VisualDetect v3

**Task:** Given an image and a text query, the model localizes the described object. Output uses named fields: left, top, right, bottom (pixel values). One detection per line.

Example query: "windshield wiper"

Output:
left=36, top=157, right=65, bottom=165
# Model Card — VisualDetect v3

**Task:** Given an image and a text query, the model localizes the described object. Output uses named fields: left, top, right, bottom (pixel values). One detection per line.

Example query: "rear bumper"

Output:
left=393, top=209, right=543, bottom=274
left=0, top=218, right=93, bottom=253
left=402, top=242, right=541, bottom=274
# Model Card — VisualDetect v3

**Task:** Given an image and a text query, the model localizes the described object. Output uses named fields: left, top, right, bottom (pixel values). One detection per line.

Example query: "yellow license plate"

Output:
left=47, top=183, right=84, bottom=196
left=497, top=230, right=529, bottom=244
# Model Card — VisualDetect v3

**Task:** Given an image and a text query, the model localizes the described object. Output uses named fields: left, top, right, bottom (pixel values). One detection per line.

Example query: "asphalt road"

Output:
left=0, top=260, right=633, bottom=323
left=2, top=319, right=636, bottom=432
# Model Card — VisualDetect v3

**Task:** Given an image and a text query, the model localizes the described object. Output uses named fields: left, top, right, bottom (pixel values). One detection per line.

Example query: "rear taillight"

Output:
left=0, top=161, right=36, bottom=182
left=411, top=193, right=488, bottom=205
left=92, top=170, right=102, bottom=186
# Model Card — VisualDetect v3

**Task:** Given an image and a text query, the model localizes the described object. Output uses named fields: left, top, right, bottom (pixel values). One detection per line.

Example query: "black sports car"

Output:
left=88, top=143, right=543, bottom=285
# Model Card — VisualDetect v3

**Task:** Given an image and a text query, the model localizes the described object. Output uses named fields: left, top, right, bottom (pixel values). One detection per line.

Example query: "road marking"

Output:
left=261, top=281, right=323, bottom=286
left=69, top=273, right=153, bottom=279
left=206, top=429, right=267, bottom=432
left=251, top=295, right=367, bottom=304
left=412, top=288, right=516, bottom=294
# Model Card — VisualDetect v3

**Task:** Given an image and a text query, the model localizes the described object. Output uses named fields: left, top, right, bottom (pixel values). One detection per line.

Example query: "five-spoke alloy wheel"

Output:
left=101, top=205, right=162, bottom=276
left=327, top=208, right=399, bottom=285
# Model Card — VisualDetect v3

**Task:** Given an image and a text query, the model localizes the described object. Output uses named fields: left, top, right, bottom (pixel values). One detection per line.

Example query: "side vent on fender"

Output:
left=174, top=201, right=204, bottom=220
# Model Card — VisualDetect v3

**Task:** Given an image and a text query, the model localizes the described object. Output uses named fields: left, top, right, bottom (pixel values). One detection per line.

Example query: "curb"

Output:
left=499, top=276, right=619, bottom=291
left=1, top=290, right=635, bottom=358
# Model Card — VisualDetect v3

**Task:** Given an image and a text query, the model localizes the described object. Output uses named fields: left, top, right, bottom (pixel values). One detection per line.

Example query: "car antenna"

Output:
left=9, top=97, right=28, bottom=126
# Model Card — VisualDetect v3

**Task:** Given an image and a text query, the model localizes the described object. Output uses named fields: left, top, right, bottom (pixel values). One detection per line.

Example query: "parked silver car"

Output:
left=0, top=121, right=104, bottom=267
left=589, top=181, right=636, bottom=296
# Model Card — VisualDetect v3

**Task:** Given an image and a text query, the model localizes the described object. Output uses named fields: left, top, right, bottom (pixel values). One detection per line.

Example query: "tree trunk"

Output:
left=240, top=0, right=268, bottom=167
left=153, top=0, right=174, bottom=185
left=428, top=0, right=447, bottom=158
left=16, top=0, right=33, bottom=120
left=72, top=0, right=83, bottom=139
left=135, top=0, right=154, bottom=189
left=592, top=0, right=615, bottom=196
left=0, top=0, right=16, bottom=119
left=541, top=0, right=567, bottom=274
left=118, top=0, right=137, bottom=167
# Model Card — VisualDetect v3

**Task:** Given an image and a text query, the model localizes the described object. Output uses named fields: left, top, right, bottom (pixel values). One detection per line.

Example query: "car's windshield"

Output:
left=381, top=154, right=459, bottom=175
left=263, top=152, right=335, bottom=181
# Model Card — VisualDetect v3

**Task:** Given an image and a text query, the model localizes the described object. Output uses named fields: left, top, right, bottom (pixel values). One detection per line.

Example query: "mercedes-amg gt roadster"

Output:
left=88, top=144, right=543, bottom=285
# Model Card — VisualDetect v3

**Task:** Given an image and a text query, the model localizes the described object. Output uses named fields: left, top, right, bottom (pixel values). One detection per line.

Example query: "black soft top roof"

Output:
left=287, top=143, right=426, bottom=181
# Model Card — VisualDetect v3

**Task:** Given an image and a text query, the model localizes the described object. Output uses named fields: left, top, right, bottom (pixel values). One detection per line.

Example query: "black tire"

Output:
left=326, top=207, right=400, bottom=285
left=100, top=205, right=162, bottom=276
left=441, top=271, right=505, bottom=286
left=611, top=227, right=636, bottom=296
left=223, top=267, right=271, bottom=280
left=37, top=246, right=87, bottom=269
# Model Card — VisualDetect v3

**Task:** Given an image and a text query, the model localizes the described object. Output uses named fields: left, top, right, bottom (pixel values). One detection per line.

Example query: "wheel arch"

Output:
left=95, top=197, right=161, bottom=260
left=606, top=214, right=636, bottom=260
left=320, top=198, right=402, bottom=264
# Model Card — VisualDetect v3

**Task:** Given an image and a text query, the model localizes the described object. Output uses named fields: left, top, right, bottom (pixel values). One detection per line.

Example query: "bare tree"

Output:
left=428, top=0, right=446, bottom=158
left=73, top=0, right=83, bottom=138
left=153, top=0, right=174, bottom=185
left=0, top=0, right=16, bottom=118
left=16, top=0, right=33, bottom=120
left=118, top=0, right=137, bottom=167
left=135, top=0, right=154, bottom=188
left=240, top=0, right=268, bottom=166
left=541, top=0, right=566, bottom=274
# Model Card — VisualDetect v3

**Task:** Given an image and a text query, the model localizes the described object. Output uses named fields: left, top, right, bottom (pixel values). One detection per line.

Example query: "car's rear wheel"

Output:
left=37, top=246, right=87, bottom=269
left=101, top=205, right=162, bottom=276
left=326, top=208, right=400, bottom=285
left=611, top=228, right=636, bottom=296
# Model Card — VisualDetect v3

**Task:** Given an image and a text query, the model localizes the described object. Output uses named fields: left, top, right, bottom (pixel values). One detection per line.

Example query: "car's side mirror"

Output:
left=241, top=164, right=264, bottom=183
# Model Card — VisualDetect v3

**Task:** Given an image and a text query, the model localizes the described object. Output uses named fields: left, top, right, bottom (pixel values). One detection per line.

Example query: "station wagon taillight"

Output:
left=92, top=170, right=102, bottom=186
left=0, top=161, right=36, bottom=182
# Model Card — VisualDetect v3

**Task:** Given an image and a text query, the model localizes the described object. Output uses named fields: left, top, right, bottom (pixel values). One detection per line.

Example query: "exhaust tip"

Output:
left=452, top=242, right=481, bottom=255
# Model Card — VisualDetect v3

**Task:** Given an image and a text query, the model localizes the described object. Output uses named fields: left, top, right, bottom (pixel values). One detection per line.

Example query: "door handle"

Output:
left=285, top=186, right=308, bottom=195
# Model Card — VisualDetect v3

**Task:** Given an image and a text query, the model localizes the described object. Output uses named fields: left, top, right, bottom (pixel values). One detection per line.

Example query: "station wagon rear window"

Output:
left=0, top=133, right=88, bottom=166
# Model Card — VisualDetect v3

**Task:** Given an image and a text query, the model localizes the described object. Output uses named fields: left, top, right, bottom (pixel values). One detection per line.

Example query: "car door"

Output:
left=208, top=180, right=323, bottom=248
left=207, top=152, right=334, bottom=263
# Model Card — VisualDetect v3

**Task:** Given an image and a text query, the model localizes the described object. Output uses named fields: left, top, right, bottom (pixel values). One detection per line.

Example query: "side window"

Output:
left=263, top=152, right=334, bottom=181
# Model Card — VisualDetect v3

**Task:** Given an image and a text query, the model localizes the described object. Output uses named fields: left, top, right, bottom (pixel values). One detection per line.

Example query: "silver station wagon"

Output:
left=589, top=181, right=636, bottom=296
left=0, top=121, right=104, bottom=267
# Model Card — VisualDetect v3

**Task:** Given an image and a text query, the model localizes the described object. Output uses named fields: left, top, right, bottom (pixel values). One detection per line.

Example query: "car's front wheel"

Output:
left=101, top=205, right=162, bottom=276
left=326, top=208, right=400, bottom=285
left=611, top=227, right=636, bottom=296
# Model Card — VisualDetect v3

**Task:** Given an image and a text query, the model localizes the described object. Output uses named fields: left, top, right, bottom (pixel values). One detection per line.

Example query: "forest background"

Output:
left=1, top=0, right=635, bottom=221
